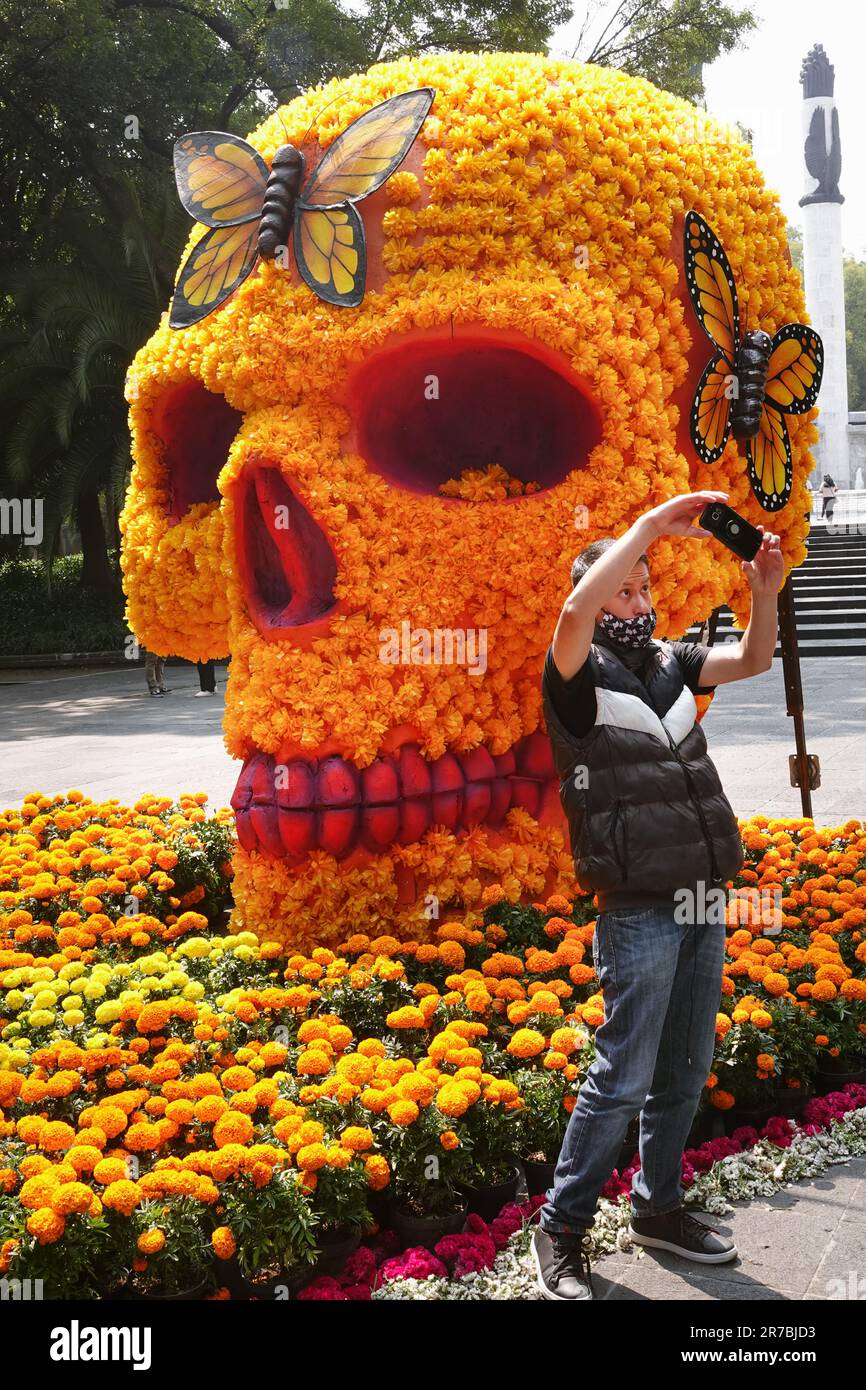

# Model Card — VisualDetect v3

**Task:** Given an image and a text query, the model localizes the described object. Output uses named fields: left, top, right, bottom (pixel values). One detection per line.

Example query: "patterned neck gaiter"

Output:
left=595, top=606, right=657, bottom=649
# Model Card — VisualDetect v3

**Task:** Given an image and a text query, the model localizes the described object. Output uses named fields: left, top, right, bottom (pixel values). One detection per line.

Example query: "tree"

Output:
left=786, top=225, right=804, bottom=280
left=844, top=258, right=866, bottom=412
left=0, top=174, right=190, bottom=590
left=0, top=0, right=573, bottom=589
left=567, top=0, right=757, bottom=103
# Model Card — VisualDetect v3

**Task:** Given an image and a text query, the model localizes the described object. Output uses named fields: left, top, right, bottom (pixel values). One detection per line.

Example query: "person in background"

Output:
left=196, top=660, right=217, bottom=696
left=144, top=647, right=169, bottom=697
left=820, top=474, right=838, bottom=521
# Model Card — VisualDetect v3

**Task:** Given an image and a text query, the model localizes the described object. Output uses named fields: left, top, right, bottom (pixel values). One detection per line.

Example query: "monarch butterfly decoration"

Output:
left=683, top=209, right=824, bottom=511
left=169, top=87, right=436, bottom=330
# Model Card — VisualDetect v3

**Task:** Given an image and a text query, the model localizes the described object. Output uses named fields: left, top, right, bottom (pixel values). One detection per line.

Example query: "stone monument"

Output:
left=799, top=43, right=850, bottom=488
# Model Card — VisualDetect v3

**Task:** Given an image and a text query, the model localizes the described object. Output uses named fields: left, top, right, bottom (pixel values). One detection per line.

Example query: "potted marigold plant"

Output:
left=375, top=1104, right=468, bottom=1248
left=219, top=1169, right=318, bottom=1299
left=707, top=1017, right=780, bottom=1133
left=810, top=1000, right=866, bottom=1093
left=126, top=1196, right=215, bottom=1300
left=452, top=1079, right=524, bottom=1220
left=0, top=1167, right=110, bottom=1301
left=306, top=1158, right=372, bottom=1278
left=509, top=1019, right=593, bottom=1194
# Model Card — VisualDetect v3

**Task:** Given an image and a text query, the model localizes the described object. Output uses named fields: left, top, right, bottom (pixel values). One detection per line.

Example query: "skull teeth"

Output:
left=231, top=732, right=555, bottom=862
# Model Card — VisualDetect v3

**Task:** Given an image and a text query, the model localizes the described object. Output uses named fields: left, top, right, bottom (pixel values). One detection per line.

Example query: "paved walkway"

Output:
left=1, top=655, right=863, bottom=821
left=586, top=1156, right=866, bottom=1301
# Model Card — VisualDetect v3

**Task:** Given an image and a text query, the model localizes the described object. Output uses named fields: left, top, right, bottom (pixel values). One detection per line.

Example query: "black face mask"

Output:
left=593, top=606, right=657, bottom=671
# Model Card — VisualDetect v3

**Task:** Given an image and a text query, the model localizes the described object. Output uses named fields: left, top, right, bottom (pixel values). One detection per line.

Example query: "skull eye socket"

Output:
left=150, top=379, right=243, bottom=523
left=344, top=337, right=602, bottom=496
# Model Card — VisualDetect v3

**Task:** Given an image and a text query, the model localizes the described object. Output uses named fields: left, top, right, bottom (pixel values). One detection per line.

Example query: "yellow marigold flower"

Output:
left=750, top=1010, right=773, bottom=1029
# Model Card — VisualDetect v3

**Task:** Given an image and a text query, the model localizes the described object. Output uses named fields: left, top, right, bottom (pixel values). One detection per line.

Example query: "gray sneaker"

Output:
left=531, top=1225, right=595, bottom=1300
left=628, top=1207, right=738, bottom=1263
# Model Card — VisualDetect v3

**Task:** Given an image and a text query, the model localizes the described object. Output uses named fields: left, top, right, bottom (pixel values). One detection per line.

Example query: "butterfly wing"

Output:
left=169, top=222, right=259, bottom=328
left=173, top=132, right=268, bottom=227
left=294, top=200, right=365, bottom=308
left=683, top=210, right=740, bottom=360
left=300, top=87, right=434, bottom=207
left=746, top=406, right=792, bottom=511
left=690, top=353, right=735, bottom=464
left=764, top=323, right=824, bottom=415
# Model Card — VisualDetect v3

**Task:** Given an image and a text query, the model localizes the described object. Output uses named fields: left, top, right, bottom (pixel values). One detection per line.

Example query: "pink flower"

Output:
left=339, top=1244, right=377, bottom=1286
left=296, top=1276, right=347, bottom=1300
left=378, top=1247, right=448, bottom=1283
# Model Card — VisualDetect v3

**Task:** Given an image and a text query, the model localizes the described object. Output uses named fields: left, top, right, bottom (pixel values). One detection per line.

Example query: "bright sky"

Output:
left=549, top=0, right=866, bottom=258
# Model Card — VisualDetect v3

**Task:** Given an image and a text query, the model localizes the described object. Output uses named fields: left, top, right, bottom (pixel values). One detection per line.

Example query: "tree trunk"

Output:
left=77, top=487, right=115, bottom=592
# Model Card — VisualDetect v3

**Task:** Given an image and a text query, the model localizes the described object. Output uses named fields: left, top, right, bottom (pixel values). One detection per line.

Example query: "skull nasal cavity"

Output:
left=151, top=379, right=242, bottom=523
left=349, top=340, right=602, bottom=493
left=238, top=467, right=339, bottom=636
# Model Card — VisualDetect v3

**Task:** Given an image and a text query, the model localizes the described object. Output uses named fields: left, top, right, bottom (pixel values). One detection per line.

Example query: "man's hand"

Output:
left=643, top=491, right=730, bottom=541
left=743, top=525, right=784, bottom=595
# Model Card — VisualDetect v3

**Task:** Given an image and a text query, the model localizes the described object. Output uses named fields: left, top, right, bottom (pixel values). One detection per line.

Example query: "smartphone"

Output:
left=699, top=502, right=763, bottom=561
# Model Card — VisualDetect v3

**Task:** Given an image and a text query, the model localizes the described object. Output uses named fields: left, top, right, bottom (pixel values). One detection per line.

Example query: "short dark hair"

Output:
left=570, top=538, right=650, bottom=590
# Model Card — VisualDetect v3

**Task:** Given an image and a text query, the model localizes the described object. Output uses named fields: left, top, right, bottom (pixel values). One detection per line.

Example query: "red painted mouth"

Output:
left=231, top=730, right=555, bottom=862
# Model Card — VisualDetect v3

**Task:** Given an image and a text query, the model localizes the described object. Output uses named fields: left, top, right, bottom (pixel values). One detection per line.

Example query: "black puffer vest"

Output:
left=541, top=637, right=744, bottom=902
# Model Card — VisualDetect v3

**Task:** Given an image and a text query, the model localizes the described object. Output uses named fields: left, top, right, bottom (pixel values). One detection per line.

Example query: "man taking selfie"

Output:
left=531, top=490, right=783, bottom=1300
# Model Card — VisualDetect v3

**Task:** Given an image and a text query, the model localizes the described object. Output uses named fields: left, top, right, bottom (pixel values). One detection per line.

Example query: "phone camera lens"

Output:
left=729, top=522, right=739, bottom=535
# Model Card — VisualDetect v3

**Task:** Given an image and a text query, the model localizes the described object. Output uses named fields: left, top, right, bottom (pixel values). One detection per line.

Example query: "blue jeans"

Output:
left=539, top=903, right=726, bottom=1234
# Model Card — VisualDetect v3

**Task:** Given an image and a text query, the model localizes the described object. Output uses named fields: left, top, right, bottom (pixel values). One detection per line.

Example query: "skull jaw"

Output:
left=231, top=723, right=560, bottom=865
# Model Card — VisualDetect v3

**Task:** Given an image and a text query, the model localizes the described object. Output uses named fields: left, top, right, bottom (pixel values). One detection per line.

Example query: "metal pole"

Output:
left=777, top=572, right=814, bottom=817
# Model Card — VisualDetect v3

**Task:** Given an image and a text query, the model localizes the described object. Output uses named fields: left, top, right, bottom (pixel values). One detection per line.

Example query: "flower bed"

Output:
left=1, top=793, right=865, bottom=1297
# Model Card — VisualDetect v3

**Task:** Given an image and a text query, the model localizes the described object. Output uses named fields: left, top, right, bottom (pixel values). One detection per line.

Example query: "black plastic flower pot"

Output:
left=390, top=1198, right=469, bottom=1250
left=457, top=1160, right=521, bottom=1222
left=310, top=1228, right=362, bottom=1278
left=520, top=1155, right=558, bottom=1197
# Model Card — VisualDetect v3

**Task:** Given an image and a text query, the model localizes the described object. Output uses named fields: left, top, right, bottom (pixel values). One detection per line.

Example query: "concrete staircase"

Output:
left=683, top=519, right=866, bottom=657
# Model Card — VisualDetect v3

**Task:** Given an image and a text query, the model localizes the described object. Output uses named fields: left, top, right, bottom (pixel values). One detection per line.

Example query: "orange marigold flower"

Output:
left=26, top=1207, right=66, bottom=1244
left=137, top=1228, right=166, bottom=1255
left=506, top=1028, right=546, bottom=1059
left=212, top=1226, right=237, bottom=1259
left=387, top=1100, right=419, bottom=1126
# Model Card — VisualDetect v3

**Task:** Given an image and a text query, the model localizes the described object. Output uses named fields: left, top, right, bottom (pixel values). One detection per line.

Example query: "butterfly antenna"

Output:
left=298, top=76, right=350, bottom=150
left=269, top=77, right=349, bottom=153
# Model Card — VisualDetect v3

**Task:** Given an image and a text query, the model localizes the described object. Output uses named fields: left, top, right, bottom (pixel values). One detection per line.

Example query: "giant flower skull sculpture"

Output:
left=120, top=51, right=819, bottom=949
